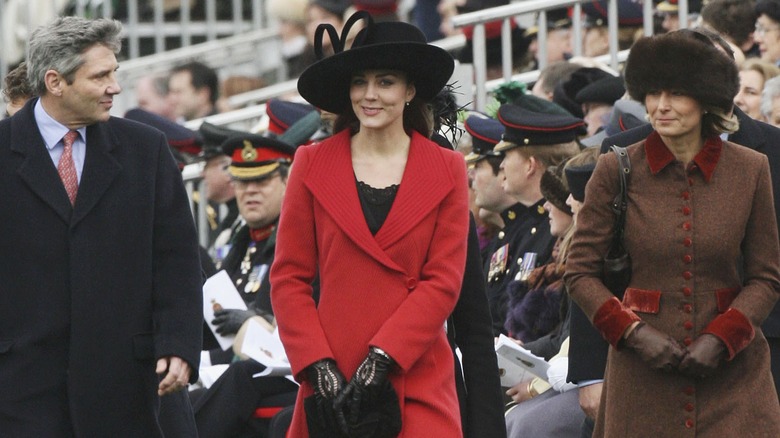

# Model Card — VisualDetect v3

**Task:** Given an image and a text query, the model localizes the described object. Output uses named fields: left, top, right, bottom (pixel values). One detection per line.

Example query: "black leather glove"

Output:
left=305, top=359, right=348, bottom=436
left=623, top=322, right=685, bottom=372
left=678, top=334, right=726, bottom=379
left=211, top=308, right=256, bottom=335
left=334, top=347, right=396, bottom=434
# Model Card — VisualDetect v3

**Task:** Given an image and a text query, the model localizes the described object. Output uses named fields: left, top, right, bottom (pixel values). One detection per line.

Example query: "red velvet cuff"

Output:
left=702, top=308, right=755, bottom=360
left=592, top=297, right=641, bottom=348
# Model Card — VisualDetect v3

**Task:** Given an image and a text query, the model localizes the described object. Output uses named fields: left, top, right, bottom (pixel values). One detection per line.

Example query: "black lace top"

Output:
left=356, top=179, right=399, bottom=235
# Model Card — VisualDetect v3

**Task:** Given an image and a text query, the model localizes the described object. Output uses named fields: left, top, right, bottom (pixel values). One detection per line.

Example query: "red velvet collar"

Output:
left=645, top=131, right=722, bottom=182
left=249, top=224, right=275, bottom=242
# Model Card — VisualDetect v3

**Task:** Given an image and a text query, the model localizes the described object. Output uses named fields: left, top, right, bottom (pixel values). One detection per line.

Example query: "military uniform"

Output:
left=204, top=134, right=296, bottom=365
left=484, top=201, right=555, bottom=336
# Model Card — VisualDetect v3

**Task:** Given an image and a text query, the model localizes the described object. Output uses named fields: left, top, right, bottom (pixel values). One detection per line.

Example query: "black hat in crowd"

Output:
left=125, top=108, right=203, bottom=156
left=656, top=0, right=703, bottom=14
left=512, top=93, right=572, bottom=116
left=540, top=164, right=572, bottom=215
left=457, top=18, right=530, bottom=66
left=463, top=113, right=504, bottom=164
left=624, top=30, right=739, bottom=114
left=524, top=7, right=572, bottom=38
left=199, top=121, right=252, bottom=160
left=266, top=98, right=317, bottom=136
left=222, top=134, right=296, bottom=181
left=297, top=11, right=455, bottom=114
left=564, top=163, right=596, bottom=203
left=553, top=67, right=615, bottom=118
left=582, top=0, right=644, bottom=28
left=309, top=0, right=351, bottom=18
left=494, top=104, right=586, bottom=152
left=575, top=75, right=626, bottom=106
left=581, top=99, right=647, bottom=148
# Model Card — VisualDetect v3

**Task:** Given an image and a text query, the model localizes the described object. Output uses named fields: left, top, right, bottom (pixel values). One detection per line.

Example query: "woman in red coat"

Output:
left=270, top=11, right=469, bottom=437
left=565, top=30, right=780, bottom=436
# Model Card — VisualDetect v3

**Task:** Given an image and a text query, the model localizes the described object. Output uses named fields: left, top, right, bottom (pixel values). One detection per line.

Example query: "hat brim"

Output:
left=297, top=43, right=455, bottom=114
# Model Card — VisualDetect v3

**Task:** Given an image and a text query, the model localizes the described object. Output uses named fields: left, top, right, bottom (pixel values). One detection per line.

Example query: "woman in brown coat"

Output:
left=565, top=30, right=780, bottom=436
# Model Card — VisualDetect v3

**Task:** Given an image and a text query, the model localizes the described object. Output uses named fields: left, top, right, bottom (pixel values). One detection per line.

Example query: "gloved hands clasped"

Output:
left=623, top=321, right=686, bottom=372
left=624, top=322, right=726, bottom=377
left=211, top=308, right=256, bottom=335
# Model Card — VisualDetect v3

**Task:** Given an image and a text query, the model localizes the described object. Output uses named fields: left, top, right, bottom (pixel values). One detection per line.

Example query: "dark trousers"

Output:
left=191, top=360, right=298, bottom=438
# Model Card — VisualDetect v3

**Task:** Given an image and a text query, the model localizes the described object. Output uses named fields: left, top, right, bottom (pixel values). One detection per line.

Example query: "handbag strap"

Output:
left=610, top=145, right=631, bottom=242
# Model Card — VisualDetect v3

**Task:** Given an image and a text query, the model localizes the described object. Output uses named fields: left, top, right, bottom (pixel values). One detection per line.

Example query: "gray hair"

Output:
left=27, top=17, right=123, bottom=96
left=762, top=76, right=780, bottom=120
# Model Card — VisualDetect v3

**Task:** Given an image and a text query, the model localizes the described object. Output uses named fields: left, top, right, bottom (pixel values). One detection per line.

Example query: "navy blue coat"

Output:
left=0, top=99, right=203, bottom=436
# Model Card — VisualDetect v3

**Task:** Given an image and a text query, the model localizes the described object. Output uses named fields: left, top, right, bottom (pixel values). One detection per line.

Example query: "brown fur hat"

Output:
left=624, top=30, right=739, bottom=114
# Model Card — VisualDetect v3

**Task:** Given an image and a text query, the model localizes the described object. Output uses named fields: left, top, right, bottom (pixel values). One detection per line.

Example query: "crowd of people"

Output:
left=5, top=0, right=780, bottom=437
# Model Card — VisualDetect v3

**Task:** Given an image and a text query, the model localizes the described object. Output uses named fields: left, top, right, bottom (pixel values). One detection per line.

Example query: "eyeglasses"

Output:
left=755, top=23, right=780, bottom=36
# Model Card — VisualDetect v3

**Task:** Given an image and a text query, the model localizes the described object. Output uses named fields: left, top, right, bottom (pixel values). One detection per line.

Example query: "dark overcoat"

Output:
left=0, top=99, right=203, bottom=437
left=270, top=130, right=469, bottom=437
left=566, top=132, right=780, bottom=436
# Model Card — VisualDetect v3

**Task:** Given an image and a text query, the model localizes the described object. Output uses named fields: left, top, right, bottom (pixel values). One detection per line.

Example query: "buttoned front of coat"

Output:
left=270, top=130, right=470, bottom=437
left=566, top=132, right=780, bottom=437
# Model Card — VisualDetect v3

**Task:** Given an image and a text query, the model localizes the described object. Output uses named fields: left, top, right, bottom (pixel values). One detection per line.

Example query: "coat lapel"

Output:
left=730, top=107, right=765, bottom=153
left=306, top=131, right=455, bottom=272
left=11, top=101, right=73, bottom=223
left=374, top=132, right=453, bottom=249
left=70, top=122, right=122, bottom=228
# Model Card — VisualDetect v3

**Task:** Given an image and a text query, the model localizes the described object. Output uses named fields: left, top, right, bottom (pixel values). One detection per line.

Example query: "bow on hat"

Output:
left=313, top=10, right=373, bottom=60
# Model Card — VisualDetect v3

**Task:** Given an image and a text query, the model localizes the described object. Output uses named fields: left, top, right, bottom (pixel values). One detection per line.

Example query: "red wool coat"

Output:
left=270, top=130, right=469, bottom=437
left=566, top=133, right=780, bottom=437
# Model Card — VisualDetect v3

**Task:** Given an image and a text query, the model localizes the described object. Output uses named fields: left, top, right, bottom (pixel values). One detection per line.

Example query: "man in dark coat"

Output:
left=0, top=17, right=202, bottom=436
left=569, top=103, right=780, bottom=435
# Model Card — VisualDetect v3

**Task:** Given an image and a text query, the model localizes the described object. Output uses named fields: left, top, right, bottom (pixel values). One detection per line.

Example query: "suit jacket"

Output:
left=569, top=107, right=780, bottom=384
left=270, top=129, right=470, bottom=437
left=0, top=99, right=203, bottom=437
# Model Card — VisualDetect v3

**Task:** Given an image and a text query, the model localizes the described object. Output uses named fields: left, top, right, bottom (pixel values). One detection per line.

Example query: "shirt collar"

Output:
left=34, top=99, right=87, bottom=150
left=645, top=130, right=722, bottom=182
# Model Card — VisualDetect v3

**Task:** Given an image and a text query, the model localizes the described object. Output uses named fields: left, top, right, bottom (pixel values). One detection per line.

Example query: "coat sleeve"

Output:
left=564, top=152, right=639, bottom=348
left=151, top=132, right=204, bottom=382
left=371, top=151, right=470, bottom=371
left=703, top=155, right=780, bottom=359
left=270, top=146, right=333, bottom=379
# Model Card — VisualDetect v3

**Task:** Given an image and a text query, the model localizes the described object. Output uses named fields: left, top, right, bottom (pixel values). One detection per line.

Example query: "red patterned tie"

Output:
left=58, top=130, right=79, bottom=205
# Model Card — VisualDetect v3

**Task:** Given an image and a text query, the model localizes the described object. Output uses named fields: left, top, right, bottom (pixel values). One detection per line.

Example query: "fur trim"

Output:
left=505, top=278, right=563, bottom=342
left=702, top=308, right=755, bottom=360
left=624, top=30, right=739, bottom=114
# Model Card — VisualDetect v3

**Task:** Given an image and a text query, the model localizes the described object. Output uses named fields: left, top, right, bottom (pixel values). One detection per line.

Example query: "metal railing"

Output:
left=0, top=0, right=269, bottom=82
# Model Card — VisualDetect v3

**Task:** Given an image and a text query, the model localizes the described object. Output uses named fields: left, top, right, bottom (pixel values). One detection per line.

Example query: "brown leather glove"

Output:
left=623, top=322, right=685, bottom=371
left=678, top=334, right=726, bottom=379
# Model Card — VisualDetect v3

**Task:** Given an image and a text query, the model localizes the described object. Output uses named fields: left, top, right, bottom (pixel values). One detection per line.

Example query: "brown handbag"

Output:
left=603, top=145, right=631, bottom=299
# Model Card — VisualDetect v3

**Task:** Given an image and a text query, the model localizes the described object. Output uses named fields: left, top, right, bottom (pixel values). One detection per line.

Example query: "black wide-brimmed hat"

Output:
left=297, top=11, right=455, bottom=114
left=624, top=29, right=739, bottom=114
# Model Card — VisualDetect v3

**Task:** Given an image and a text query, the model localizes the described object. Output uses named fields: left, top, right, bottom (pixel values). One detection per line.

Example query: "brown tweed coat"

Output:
left=566, top=131, right=780, bottom=437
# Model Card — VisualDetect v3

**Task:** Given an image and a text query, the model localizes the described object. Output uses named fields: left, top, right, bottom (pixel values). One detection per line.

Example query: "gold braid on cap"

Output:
left=229, top=162, right=281, bottom=179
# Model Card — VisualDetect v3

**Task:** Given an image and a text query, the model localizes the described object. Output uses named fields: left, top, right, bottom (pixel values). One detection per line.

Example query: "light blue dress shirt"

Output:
left=35, top=99, right=87, bottom=182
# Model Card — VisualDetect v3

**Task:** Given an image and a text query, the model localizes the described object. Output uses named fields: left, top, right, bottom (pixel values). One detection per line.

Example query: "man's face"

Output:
left=470, top=159, right=508, bottom=213
left=56, top=44, right=121, bottom=128
left=203, top=155, right=234, bottom=204
left=135, top=77, right=176, bottom=121
left=233, top=172, right=287, bottom=229
left=169, top=71, right=206, bottom=121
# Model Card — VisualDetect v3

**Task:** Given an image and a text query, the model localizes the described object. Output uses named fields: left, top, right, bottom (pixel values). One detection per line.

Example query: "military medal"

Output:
left=488, top=243, right=509, bottom=283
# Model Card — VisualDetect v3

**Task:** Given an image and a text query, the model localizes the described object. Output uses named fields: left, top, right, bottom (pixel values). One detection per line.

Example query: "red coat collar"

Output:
left=645, top=130, right=722, bottom=182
